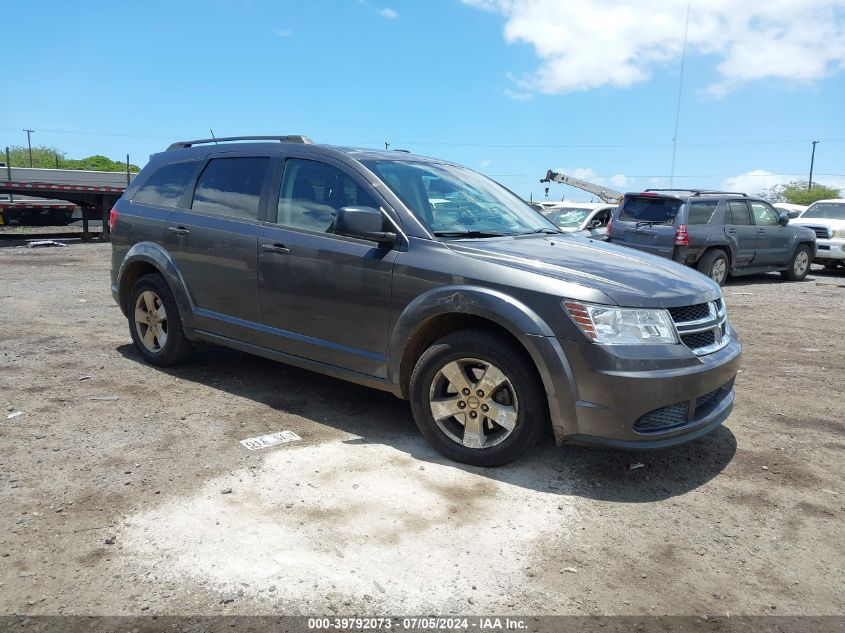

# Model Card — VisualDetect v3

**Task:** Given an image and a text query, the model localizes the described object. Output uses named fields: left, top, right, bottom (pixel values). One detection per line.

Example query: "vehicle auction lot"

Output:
left=1, top=242, right=843, bottom=617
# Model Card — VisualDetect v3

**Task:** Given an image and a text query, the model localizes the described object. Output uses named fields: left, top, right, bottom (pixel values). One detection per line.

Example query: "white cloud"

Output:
left=504, top=88, right=533, bottom=101
left=376, top=7, right=399, bottom=19
left=721, top=170, right=791, bottom=195
left=722, top=170, right=845, bottom=196
left=463, top=0, right=845, bottom=96
left=479, top=159, right=492, bottom=168
left=274, top=29, right=292, bottom=37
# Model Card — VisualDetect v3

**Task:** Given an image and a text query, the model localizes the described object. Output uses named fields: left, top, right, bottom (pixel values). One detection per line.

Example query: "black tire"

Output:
left=782, top=244, right=812, bottom=281
left=823, top=261, right=841, bottom=270
left=127, top=273, right=192, bottom=366
left=409, top=329, right=547, bottom=467
left=696, top=249, right=729, bottom=286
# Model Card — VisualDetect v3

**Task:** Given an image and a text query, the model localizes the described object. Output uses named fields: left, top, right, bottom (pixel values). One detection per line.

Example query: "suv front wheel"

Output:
left=409, top=330, right=547, bottom=467
left=128, top=273, right=193, bottom=366
left=782, top=245, right=812, bottom=281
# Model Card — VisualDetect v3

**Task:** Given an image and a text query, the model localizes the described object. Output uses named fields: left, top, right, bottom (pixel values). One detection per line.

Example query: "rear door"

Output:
left=610, top=195, right=680, bottom=258
left=724, top=200, right=757, bottom=266
left=256, top=156, right=396, bottom=377
left=164, top=154, right=273, bottom=343
left=750, top=200, right=789, bottom=265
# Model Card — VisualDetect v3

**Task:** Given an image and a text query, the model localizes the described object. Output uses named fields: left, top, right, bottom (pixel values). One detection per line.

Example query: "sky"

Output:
left=3, top=0, right=845, bottom=201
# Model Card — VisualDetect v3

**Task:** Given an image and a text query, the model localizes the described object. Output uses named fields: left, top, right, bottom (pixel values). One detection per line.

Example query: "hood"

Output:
left=446, top=234, right=721, bottom=308
left=794, top=218, right=845, bottom=229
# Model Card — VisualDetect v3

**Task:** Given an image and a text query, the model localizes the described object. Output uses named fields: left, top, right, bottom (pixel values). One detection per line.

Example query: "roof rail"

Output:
left=166, top=135, right=313, bottom=150
left=643, top=188, right=748, bottom=197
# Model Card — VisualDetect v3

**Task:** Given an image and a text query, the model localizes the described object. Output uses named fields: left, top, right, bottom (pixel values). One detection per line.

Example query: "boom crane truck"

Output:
left=540, top=170, right=623, bottom=204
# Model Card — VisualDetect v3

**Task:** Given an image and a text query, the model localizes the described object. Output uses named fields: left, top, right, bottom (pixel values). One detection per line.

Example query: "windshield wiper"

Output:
left=635, top=220, right=662, bottom=229
left=522, top=228, right=559, bottom=235
left=433, top=230, right=511, bottom=238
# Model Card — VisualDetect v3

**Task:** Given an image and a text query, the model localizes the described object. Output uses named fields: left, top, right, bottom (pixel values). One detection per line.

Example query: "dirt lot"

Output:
left=0, top=242, right=843, bottom=617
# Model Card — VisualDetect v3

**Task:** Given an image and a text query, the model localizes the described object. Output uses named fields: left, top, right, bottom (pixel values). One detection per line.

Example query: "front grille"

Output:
left=804, top=225, right=830, bottom=240
left=681, top=330, right=716, bottom=349
left=668, top=303, right=710, bottom=322
left=634, top=402, right=688, bottom=432
left=669, top=299, right=727, bottom=355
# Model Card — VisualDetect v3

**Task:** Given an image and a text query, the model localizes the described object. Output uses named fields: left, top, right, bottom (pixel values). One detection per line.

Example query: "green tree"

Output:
left=757, top=180, right=841, bottom=205
left=4, top=144, right=139, bottom=172
left=782, top=182, right=841, bottom=205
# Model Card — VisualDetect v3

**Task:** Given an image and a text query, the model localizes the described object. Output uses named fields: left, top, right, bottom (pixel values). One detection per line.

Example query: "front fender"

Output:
left=116, top=242, right=194, bottom=326
left=387, top=285, right=579, bottom=436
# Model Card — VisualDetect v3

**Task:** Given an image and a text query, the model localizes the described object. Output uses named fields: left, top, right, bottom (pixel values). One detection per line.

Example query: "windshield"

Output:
left=802, top=202, right=845, bottom=219
left=619, top=196, right=681, bottom=225
left=545, top=208, right=592, bottom=228
left=363, top=160, right=558, bottom=237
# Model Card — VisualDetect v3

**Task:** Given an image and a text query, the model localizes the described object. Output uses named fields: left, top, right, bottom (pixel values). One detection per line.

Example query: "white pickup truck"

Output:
left=791, top=198, right=845, bottom=269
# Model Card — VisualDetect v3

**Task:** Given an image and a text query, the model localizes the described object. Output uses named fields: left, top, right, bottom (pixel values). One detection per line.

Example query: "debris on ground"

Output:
left=628, top=463, right=645, bottom=470
left=26, top=240, right=67, bottom=248
left=6, top=411, right=23, bottom=419
left=89, top=396, right=119, bottom=401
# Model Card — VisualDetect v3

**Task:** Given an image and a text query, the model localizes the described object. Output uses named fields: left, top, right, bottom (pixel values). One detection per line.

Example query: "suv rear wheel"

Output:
left=697, top=249, right=729, bottom=286
left=128, top=273, right=193, bottom=366
left=782, top=245, right=812, bottom=281
left=409, top=330, right=546, bottom=467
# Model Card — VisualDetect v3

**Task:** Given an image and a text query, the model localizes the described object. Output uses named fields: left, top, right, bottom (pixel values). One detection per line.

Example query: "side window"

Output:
left=727, top=201, right=752, bottom=226
left=750, top=201, right=779, bottom=226
left=191, top=157, right=270, bottom=220
left=276, top=159, right=379, bottom=233
left=686, top=200, right=718, bottom=225
left=132, top=161, right=200, bottom=208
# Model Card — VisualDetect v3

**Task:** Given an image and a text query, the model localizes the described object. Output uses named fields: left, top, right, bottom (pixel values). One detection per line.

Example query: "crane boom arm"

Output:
left=540, top=170, right=623, bottom=204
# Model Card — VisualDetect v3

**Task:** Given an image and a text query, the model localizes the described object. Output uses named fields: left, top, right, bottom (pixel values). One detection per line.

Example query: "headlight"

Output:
left=832, top=228, right=845, bottom=239
left=563, top=300, right=678, bottom=345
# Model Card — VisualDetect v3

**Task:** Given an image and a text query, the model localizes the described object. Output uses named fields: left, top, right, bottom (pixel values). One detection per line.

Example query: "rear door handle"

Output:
left=167, top=226, right=189, bottom=236
left=262, top=242, right=291, bottom=254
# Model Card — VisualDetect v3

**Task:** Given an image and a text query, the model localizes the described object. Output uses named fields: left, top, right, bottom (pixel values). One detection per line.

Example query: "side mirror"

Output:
left=335, top=206, right=396, bottom=246
left=787, top=210, right=800, bottom=219
left=778, top=212, right=790, bottom=226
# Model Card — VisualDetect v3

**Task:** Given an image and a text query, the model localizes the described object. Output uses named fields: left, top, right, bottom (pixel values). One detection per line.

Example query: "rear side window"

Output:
left=686, top=200, right=719, bottom=225
left=727, top=201, right=752, bottom=225
left=619, top=196, right=682, bottom=224
left=132, top=161, right=199, bottom=208
left=191, top=157, right=270, bottom=220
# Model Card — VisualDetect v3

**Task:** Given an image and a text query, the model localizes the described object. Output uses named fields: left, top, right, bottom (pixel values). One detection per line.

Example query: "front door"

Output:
left=256, top=157, right=396, bottom=378
left=724, top=200, right=757, bottom=267
left=750, top=200, right=790, bottom=265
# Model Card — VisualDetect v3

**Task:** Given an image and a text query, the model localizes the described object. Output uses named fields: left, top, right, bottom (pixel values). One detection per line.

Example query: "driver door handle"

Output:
left=262, top=242, right=291, bottom=254
left=167, top=226, right=189, bottom=236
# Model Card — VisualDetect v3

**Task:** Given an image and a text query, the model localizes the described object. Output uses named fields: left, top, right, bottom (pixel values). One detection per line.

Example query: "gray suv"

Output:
left=608, top=189, right=817, bottom=285
left=111, top=136, right=741, bottom=466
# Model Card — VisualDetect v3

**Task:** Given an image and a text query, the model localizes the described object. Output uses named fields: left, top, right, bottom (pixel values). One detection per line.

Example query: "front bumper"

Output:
left=542, top=328, right=741, bottom=448
left=813, top=237, right=845, bottom=262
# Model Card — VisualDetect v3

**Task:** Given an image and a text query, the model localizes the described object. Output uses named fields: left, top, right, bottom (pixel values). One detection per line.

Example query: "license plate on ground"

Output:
left=239, top=431, right=302, bottom=451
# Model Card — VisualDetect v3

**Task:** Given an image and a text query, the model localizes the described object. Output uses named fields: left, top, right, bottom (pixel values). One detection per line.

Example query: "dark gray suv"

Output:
left=110, top=136, right=741, bottom=466
left=608, top=189, right=817, bottom=285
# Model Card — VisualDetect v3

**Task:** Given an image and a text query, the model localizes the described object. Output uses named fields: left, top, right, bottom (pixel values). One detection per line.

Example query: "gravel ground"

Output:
left=0, top=243, right=842, bottom=617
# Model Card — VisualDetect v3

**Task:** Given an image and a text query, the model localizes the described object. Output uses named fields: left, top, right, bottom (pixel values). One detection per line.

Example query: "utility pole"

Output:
left=808, top=140, right=819, bottom=190
left=23, top=129, right=35, bottom=167
left=384, top=141, right=390, bottom=151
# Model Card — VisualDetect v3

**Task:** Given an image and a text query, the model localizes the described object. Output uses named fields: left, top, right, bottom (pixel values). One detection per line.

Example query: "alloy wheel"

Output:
left=134, top=290, right=168, bottom=353
left=428, top=358, right=519, bottom=450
